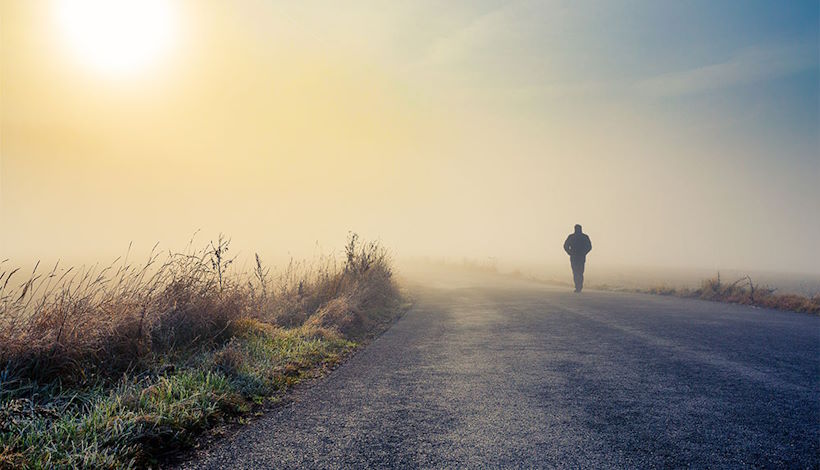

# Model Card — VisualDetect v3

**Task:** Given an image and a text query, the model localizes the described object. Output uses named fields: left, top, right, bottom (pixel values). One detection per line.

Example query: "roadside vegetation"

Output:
left=0, top=233, right=404, bottom=469
left=633, top=274, right=820, bottom=315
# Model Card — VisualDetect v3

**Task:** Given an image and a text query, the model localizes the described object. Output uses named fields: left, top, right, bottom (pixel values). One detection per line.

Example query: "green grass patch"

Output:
left=1, top=322, right=356, bottom=469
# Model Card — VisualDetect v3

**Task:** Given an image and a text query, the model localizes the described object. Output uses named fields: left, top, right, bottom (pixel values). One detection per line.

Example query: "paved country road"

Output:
left=179, top=275, right=819, bottom=469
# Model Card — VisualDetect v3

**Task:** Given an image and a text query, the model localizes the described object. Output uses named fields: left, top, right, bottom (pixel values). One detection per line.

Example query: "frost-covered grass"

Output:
left=1, top=323, right=353, bottom=468
left=0, top=234, right=402, bottom=468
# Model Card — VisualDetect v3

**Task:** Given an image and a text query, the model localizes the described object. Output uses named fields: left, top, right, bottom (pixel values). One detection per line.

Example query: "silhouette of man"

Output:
left=564, top=224, right=592, bottom=292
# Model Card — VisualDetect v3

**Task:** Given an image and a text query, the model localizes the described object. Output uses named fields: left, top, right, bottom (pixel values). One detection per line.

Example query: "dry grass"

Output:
left=643, top=273, right=820, bottom=315
left=0, top=233, right=399, bottom=385
left=0, top=233, right=403, bottom=468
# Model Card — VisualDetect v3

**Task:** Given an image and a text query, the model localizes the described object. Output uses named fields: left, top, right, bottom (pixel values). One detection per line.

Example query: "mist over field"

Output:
left=2, top=1, right=819, bottom=279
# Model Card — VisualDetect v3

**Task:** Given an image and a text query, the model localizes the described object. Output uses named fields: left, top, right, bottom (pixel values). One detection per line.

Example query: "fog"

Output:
left=2, top=1, right=819, bottom=279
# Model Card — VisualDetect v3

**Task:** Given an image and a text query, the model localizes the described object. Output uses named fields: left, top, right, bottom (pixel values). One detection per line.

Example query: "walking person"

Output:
left=563, top=224, right=592, bottom=292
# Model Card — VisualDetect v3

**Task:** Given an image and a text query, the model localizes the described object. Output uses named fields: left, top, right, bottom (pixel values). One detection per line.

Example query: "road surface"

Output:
left=180, top=275, right=819, bottom=468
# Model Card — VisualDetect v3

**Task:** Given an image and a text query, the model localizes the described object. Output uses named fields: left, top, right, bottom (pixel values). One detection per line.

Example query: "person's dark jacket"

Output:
left=564, top=233, right=592, bottom=260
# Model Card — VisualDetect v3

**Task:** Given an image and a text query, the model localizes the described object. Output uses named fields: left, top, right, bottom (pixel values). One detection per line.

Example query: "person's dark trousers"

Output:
left=570, top=256, right=585, bottom=292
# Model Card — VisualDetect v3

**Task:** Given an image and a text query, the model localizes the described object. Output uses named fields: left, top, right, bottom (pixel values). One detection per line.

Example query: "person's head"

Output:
left=574, top=224, right=582, bottom=233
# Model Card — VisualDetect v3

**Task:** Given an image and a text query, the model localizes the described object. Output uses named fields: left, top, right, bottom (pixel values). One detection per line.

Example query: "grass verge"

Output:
left=606, top=274, right=820, bottom=315
left=0, top=234, right=405, bottom=469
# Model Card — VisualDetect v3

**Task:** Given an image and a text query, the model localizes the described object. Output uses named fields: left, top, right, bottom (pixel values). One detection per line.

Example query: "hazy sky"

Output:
left=2, top=1, right=818, bottom=273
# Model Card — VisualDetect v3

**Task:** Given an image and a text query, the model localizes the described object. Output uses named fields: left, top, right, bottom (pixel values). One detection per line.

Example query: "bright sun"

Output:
left=55, top=0, right=175, bottom=76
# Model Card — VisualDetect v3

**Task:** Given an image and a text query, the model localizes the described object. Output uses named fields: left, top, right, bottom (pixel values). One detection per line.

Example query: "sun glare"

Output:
left=55, top=0, right=175, bottom=76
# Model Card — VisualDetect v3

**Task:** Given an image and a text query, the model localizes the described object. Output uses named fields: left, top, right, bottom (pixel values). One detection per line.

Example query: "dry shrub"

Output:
left=151, top=280, right=249, bottom=350
left=303, top=235, right=400, bottom=338
left=268, top=298, right=309, bottom=328
left=262, top=233, right=398, bottom=333
left=263, top=257, right=346, bottom=327
left=305, top=295, right=362, bottom=337
left=297, top=324, right=341, bottom=341
left=212, top=340, right=245, bottom=376
left=229, top=317, right=280, bottom=339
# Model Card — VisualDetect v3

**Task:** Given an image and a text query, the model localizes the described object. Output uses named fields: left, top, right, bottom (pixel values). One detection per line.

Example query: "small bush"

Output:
left=306, top=295, right=362, bottom=337
left=229, top=317, right=280, bottom=339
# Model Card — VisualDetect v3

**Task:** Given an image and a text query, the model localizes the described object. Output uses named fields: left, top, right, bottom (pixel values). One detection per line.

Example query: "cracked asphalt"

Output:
left=179, top=275, right=819, bottom=469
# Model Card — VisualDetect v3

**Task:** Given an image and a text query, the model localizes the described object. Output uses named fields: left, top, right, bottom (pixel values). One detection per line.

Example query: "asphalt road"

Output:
left=180, top=275, right=819, bottom=469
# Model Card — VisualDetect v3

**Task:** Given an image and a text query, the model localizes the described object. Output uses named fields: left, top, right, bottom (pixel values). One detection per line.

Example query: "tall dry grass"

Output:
left=0, top=233, right=398, bottom=385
